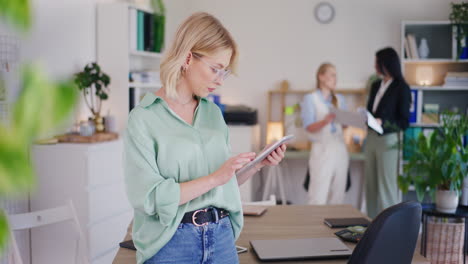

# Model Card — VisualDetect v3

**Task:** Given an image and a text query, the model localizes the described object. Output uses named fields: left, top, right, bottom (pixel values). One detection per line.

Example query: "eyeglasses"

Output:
left=193, top=53, right=231, bottom=81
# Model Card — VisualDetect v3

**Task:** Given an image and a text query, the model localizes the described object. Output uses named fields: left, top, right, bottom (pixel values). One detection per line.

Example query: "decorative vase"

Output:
left=418, top=38, right=430, bottom=59
left=93, top=114, right=105, bottom=133
left=79, top=120, right=95, bottom=136
left=436, top=190, right=459, bottom=213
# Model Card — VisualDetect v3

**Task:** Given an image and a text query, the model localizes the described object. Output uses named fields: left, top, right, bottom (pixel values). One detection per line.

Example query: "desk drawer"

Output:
left=88, top=182, right=131, bottom=223
left=88, top=210, right=133, bottom=259
left=87, top=142, right=123, bottom=187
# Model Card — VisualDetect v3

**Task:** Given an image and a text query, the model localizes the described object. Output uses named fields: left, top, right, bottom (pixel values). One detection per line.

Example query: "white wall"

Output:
left=165, top=0, right=455, bottom=140
left=19, top=0, right=121, bottom=127
left=9, top=0, right=456, bottom=135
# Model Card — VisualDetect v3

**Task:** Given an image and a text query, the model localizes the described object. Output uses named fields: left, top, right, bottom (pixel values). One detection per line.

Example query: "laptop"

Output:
left=250, top=237, right=352, bottom=261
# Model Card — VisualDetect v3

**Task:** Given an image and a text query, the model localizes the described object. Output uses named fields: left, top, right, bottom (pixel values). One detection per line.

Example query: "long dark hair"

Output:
left=375, top=47, right=405, bottom=81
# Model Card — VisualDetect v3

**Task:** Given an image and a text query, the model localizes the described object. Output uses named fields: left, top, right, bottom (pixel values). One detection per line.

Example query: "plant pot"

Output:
left=93, top=115, right=105, bottom=133
left=436, top=190, right=459, bottom=213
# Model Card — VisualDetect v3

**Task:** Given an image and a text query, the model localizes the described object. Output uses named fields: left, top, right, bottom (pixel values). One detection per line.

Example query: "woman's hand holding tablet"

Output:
left=236, top=135, right=294, bottom=175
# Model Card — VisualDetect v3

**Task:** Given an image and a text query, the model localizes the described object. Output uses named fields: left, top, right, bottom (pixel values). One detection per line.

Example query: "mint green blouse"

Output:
left=123, top=92, right=243, bottom=264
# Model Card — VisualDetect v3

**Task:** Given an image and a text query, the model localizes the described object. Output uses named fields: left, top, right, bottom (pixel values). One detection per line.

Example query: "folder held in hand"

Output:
left=366, top=111, right=383, bottom=134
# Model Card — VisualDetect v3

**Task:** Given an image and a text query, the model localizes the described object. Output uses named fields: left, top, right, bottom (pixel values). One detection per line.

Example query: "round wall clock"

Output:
left=314, top=2, right=335, bottom=24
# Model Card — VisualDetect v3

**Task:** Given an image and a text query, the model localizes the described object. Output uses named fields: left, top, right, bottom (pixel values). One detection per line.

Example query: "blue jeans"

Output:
left=144, top=216, right=239, bottom=264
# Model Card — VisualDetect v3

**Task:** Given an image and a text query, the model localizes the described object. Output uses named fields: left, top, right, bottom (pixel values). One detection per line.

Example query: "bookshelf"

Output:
left=97, top=3, right=163, bottom=132
left=401, top=21, right=468, bottom=130
left=266, top=80, right=367, bottom=152
left=400, top=21, right=468, bottom=190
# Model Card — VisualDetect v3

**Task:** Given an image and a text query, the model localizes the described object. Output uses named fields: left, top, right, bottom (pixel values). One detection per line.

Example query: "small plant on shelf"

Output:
left=74, top=63, right=111, bottom=132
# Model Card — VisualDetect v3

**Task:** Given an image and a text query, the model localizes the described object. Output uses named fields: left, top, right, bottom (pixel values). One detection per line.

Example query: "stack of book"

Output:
left=129, top=8, right=164, bottom=52
left=443, top=72, right=468, bottom=88
left=404, top=34, right=419, bottom=59
left=129, top=71, right=160, bottom=84
left=422, top=103, right=439, bottom=124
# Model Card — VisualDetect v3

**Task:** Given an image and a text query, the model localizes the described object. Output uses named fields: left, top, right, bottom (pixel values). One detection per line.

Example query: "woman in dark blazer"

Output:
left=365, top=47, right=411, bottom=218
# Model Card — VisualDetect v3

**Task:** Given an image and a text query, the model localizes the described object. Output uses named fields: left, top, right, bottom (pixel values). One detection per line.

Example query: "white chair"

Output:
left=243, top=195, right=277, bottom=206
left=7, top=200, right=89, bottom=264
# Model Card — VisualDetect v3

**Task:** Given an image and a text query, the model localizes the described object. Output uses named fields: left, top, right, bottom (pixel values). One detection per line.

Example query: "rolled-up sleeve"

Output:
left=301, top=94, right=316, bottom=129
left=124, top=113, right=180, bottom=226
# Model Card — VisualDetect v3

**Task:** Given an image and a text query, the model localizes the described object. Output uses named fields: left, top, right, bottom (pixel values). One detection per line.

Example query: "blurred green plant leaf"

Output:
left=12, top=65, right=78, bottom=140
left=0, top=128, right=35, bottom=194
left=0, top=0, right=31, bottom=31
left=0, top=213, right=8, bottom=252
left=0, top=65, right=78, bottom=256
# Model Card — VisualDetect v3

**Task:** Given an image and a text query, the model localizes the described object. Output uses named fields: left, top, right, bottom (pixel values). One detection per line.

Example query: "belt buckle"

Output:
left=192, top=208, right=208, bottom=227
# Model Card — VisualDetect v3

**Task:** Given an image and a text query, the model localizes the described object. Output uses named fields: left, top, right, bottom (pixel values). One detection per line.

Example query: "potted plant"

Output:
left=74, top=63, right=110, bottom=132
left=398, top=111, right=468, bottom=213
left=450, top=2, right=468, bottom=59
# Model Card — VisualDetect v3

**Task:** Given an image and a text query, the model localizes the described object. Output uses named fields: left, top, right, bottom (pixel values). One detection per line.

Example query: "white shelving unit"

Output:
left=401, top=21, right=468, bottom=127
left=129, top=82, right=162, bottom=89
left=129, top=50, right=163, bottom=59
left=400, top=21, right=468, bottom=201
left=97, top=3, right=162, bottom=132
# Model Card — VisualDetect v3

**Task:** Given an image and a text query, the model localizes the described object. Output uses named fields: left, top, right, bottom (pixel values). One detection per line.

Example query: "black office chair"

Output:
left=348, top=201, right=422, bottom=264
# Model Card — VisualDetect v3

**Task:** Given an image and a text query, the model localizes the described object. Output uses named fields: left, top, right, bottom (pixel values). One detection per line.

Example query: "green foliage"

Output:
left=0, top=212, right=7, bottom=251
left=0, top=0, right=30, bottom=31
left=0, top=66, right=78, bottom=253
left=398, top=112, right=468, bottom=202
left=74, top=63, right=110, bottom=117
left=151, top=0, right=166, bottom=15
left=0, top=0, right=79, bottom=255
left=450, top=2, right=468, bottom=24
left=450, top=2, right=468, bottom=58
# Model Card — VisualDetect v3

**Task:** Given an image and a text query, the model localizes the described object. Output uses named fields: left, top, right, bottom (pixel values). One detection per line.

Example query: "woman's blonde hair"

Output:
left=316, top=63, right=338, bottom=108
left=160, top=12, right=239, bottom=99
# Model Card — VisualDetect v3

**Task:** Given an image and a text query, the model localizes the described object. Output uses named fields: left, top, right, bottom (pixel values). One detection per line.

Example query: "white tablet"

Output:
left=236, top=134, right=294, bottom=175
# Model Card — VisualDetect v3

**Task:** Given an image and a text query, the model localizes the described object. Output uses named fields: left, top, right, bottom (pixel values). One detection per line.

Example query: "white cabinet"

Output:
left=228, top=125, right=260, bottom=202
left=30, top=140, right=133, bottom=264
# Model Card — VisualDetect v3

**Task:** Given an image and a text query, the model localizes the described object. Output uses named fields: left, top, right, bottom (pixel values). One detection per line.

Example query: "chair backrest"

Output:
left=7, top=200, right=89, bottom=264
left=242, top=195, right=276, bottom=206
left=348, top=201, right=422, bottom=264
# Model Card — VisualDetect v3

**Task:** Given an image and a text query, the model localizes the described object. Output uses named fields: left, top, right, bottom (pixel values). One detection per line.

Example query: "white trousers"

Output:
left=307, top=138, right=349, bottom=205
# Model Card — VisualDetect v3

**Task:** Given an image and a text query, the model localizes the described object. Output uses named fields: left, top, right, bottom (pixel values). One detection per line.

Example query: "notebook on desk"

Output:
left=324, top=217, right=371, bottom=228
left=250, top=237, right=352, bottom=261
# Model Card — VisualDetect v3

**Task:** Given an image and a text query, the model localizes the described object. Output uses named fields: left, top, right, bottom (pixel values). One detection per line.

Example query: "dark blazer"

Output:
left=367, top=78, right=411, bottom=134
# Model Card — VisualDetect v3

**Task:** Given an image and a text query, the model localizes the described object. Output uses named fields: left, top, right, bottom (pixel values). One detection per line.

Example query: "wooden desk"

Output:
left=113, top=205, right=429, bottom=264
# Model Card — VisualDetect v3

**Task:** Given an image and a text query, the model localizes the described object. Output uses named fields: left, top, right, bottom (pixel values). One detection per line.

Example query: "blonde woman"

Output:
left=300, top=63, right=349, bottom=205
left=124, top=12, right=286, bottom=264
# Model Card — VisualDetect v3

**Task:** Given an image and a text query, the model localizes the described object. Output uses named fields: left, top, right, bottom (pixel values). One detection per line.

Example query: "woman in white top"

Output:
left=300, top=63, right=349, bottom=205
